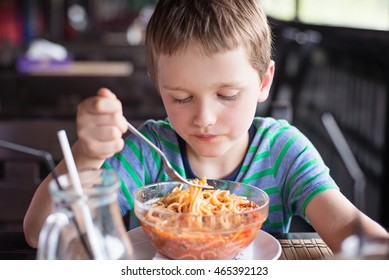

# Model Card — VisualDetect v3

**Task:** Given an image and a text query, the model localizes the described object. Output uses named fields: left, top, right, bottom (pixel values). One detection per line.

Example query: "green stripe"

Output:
left=263, top=186, right=278, bottom=195
left=137, top=130, right=163, bottom=184
left=269, top=204, right=283, bottom=212
left=268, top=216, right=291, bottom=229
left=279, top=145, right=311, bottom=199
left=263, top=133, right=273, bottom=140
left=254, top=150, right=270, bottom=161
left=144, top=134, right=184, bottom=176
left=242, top=168, right=273, bottom=183
left=157, top=135, right=180, bottom=153
left=103, top=161, right=134, bottom=209
left=288, top=173, right=329, bottom=216
left=141, top=127, right=179, bottom=153
left=171, top=162, right=185, bottom=176
left=241, top=150, right=270, bottom=172
left=273, top=134, right=299, bottom=176
left=268, top=221, right=283, bottom=229
left=157, top=172, right=170, bottom=182
left=282, top=159, right=321, bottom=216
left=126, top=139, right=152, bottom=184
left=140, top=130, right=182, bottom=180
left=269, top=222, right=282, bottom=229
left=248, top=145, right=258, bottom=153
left=257, top=126, right=270, bottom=134
left=248, top=127, right=271, bottom=153
left=102, top=161, right=111, bottom=170
left=156, top=120, right=173, bottom=129
left=240, top=165, right=249, bottom=173
left=145, top=130, right=185, bottom=178
left=125, top=139, right=143, bottom=161
left=150, top=150, right=162, bottom=183
left=114, top=153, right=143, bottom=188
left=248, top=125, right=274, bottom=153
left=283, top=158, right=320, bottom=197
left=294, top=172, right=324, bottom=198
left=270, top=126, right=290, bottom=148
left=301, top=184, right=336, bottom=213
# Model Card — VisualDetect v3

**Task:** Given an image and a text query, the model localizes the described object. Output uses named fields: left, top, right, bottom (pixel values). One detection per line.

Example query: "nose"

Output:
left=192, top=101, right=217, bottom=128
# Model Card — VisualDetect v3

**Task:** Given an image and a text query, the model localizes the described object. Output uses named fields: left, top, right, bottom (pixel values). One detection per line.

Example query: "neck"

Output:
left=187, top=133, right=249, bottom=179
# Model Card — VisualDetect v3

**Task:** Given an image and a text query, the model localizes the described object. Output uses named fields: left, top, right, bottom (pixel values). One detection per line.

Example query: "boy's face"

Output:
left=156, top=44, right=274, bottom=160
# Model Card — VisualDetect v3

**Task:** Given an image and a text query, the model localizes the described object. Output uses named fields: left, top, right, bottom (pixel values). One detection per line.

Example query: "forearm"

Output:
left=24, top=88, right=125, bottom=248
left=358, top=213, right=389, bottom=239
left=307, top=189, right=388, bottom=253
left=321, top=213, right=388, bottom=254
left=23, top=161, right=67, bottom=248
left=23, top=140, right=106, bottom=248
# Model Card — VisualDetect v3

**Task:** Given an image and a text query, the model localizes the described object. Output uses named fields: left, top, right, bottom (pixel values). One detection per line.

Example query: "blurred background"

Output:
left=0, top=0, right=388, bottom=233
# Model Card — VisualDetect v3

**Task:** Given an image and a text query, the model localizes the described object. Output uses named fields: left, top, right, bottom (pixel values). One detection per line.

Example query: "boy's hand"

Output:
left=76, top=88, right=128, bottom=161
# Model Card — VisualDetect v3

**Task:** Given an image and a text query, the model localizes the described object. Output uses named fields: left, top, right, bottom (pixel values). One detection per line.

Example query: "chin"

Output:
left=191, top=145, right=229, bottom=158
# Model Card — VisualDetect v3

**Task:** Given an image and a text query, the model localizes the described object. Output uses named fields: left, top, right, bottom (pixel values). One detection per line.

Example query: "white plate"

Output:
left=127, top=227, right=282, bottom=260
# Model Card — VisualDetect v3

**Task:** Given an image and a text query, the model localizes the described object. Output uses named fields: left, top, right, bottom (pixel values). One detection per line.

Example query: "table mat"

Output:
left=278, top=238, right=333, bottom=260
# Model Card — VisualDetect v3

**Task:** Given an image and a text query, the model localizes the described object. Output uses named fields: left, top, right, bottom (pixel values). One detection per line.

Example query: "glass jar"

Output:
left=37, top=169, right=134, bottom=260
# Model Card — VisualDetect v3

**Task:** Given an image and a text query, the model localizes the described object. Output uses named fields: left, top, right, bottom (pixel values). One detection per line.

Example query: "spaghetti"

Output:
left=136, top=179, right=268, bottom=259
left=150, top=177, right=260, bottom=216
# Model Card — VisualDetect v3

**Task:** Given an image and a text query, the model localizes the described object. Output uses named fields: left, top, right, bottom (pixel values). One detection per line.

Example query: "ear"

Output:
left=257, top=60, right=275, bottom=103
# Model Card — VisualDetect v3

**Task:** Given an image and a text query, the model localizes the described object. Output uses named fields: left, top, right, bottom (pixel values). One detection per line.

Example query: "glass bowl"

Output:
left=134, top=180, right=269, bottom=260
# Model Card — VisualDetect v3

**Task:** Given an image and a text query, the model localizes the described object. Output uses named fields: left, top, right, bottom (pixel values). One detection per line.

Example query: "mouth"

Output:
left=194, top=134, right=218, bottom=141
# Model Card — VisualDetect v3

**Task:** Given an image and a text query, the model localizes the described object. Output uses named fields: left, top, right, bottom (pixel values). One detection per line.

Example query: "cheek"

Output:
left=160, top=96, right=178, bottom=119
left=222, top=103, right=256, bottom=132
left=163, top=104, right=191, bottom=128
left=235, top=96, right=258, bottom=118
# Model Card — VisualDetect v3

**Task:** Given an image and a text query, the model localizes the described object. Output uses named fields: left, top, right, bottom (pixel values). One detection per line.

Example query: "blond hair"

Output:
left=145, top=0, right=272, bottom=83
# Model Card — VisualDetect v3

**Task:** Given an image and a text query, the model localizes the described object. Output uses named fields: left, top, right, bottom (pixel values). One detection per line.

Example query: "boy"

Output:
left=24, top=0, right=388, bottom=252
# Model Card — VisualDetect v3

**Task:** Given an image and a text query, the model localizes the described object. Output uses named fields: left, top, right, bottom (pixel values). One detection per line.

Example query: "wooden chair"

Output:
left=0, top=119, right=77, bottom=232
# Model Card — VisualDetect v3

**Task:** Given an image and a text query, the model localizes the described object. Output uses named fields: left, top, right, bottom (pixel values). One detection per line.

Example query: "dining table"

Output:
left=0, top=231, right=333, bottom=260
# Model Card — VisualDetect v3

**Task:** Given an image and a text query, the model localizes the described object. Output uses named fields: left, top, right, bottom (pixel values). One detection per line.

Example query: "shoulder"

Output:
left=252, top=117, right=294, bottom=134
left=139, top=119, right=175, bottom=133
left=136, top=119, right=176, bottom=141
left=251, top=117, right=326, bottom=173
left=252, top=117, right=305, bottom=146
left=131, top=119, right=181, bottom=157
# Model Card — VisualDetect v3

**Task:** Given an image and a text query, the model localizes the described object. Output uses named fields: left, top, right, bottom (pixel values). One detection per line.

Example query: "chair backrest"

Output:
left=0, top=119, right=77, bottom=232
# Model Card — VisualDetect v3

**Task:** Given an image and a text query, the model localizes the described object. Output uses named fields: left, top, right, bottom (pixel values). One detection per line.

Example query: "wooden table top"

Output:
left=0, top=231, right=333, bottom=260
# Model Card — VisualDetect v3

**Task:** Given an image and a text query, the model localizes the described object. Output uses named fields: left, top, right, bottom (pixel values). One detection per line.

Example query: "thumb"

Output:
left=96, top=87, right=117, bottom=99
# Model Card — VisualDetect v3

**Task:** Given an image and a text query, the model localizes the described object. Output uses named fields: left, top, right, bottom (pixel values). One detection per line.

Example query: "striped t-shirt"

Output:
left=103, top=117, right=338, bottom=233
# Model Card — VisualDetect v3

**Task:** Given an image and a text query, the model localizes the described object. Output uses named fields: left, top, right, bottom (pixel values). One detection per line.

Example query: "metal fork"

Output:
left=126, top=121, right=213, bottom=189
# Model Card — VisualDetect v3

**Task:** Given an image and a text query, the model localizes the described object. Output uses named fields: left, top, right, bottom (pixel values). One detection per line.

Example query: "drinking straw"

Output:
left=0, top=139, right=61, bottom=189
left=0, top=139, right=92, bottom=259
left=57, top=130, right=104, bottom=259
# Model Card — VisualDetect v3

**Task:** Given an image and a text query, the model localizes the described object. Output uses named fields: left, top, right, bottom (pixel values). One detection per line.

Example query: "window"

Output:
left=261, top=0, right=389, bottom=31
left=261, top=0, right=296, bottom=21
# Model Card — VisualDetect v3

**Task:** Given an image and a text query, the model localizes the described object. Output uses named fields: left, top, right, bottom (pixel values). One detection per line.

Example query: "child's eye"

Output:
left=173, top=96, right=192, bottom=104
left=218, top=94, right=238, bottom=101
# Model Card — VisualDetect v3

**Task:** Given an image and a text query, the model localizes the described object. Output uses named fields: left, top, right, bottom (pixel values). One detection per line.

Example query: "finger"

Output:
left=96, top=88, right=117, bottom=99
left=81, top=138, right=125, bottom=160
left=78, top=125, right=124, bottom=143
left=77, top=111, right=126, bottom=128
left=79, top=94, right=123, bottom=115
left=118, top=115, right=129, bottom=134
left=78, top=131, right=125, bottom=159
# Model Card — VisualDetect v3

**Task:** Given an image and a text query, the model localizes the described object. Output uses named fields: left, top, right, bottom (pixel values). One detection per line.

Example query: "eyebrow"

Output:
left=162, top=81, right=245, bottom=93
